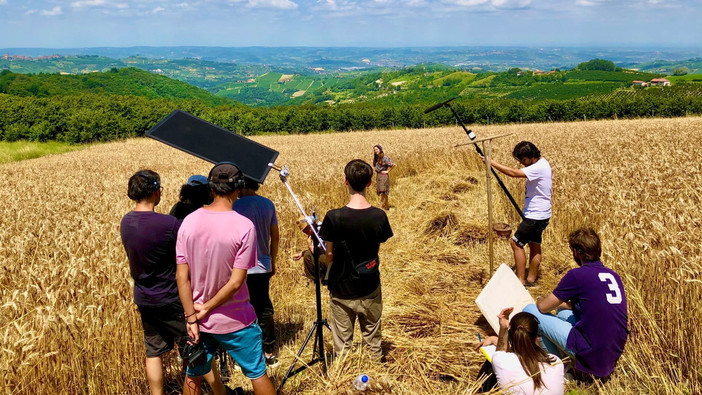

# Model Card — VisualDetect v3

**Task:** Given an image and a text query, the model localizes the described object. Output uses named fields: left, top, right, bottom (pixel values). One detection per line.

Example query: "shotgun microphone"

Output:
left=424, top=97, right=458, bottom=114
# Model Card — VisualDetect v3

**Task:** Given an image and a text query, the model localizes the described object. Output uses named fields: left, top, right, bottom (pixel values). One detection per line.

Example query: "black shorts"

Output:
left=138, top=300, right=187, bottom=358
left=512, top=218, right=550, bottom=247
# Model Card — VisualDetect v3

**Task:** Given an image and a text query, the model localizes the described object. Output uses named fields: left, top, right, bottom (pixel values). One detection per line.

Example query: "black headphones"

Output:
left=208, top=161, right=246, bottom=190
left=136, top=170, right=160, bottom=193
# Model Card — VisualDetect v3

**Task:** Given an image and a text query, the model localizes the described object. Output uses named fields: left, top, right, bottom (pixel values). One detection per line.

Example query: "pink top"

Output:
left=176, top=208, right=258, bottom=334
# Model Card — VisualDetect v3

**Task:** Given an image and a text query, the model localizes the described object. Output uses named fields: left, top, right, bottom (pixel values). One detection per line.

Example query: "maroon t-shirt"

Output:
left=120, top=211, right=181, bottom=307
left=553, top=261, right=629, bottom=377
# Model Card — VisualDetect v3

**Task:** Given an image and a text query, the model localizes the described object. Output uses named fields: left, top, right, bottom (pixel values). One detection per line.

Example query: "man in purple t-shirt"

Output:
left=121, top=169, right=209, bottom=394
left=523, top=228, right=628, bottom=379
left=176, top=162, right=275, bottom=395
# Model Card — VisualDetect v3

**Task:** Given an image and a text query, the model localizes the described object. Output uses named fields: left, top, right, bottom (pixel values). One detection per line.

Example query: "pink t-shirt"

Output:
left=176, top=208, right=258, bottom=334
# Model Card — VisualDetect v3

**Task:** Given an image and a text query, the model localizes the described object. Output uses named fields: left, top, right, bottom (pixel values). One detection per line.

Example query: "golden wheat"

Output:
left=1, top=117, right=700, bottom=394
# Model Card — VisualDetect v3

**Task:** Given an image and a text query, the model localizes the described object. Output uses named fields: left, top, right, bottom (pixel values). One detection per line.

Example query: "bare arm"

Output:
left=325, top=241, right=334, bottom=264
left=536, top=293, right=564, bottom=313
left=176, top=263, right=199, bottom=341
left=488, top=159, right=526, bottom=178
left=269, top=223, right=279, bottom=276
left=496, top=307, right=513, bottom=352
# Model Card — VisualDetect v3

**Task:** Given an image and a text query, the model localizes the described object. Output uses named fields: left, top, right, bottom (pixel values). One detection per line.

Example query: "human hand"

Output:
left=187, top=322, right=200, bottom=343
left=498, top=307, right=514, bottom=330
left=475, top=335, right=498, bottom=350
left=270, top=264, right=276, bottom=277
left=479, top=155, right=486, bottom=164
left=381, top=171, right=388, bottom=175
left=293, top=252, right=303, bottom=261
left=193, top=303, right=209, bottom=321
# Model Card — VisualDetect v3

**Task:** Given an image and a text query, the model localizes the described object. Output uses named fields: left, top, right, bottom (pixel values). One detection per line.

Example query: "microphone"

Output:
left=424, top=97, right=458, bottom=114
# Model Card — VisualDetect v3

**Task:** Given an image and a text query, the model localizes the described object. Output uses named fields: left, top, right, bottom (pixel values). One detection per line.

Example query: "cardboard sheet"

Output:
left=475, top=263, right=535, bottom=334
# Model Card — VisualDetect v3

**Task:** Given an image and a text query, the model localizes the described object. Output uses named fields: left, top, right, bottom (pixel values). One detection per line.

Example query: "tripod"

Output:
left=273, top=165, right=332, bottom=393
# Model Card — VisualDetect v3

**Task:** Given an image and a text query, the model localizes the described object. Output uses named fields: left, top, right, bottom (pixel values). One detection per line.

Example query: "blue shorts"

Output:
left=186, top=322, right=267, bottom=380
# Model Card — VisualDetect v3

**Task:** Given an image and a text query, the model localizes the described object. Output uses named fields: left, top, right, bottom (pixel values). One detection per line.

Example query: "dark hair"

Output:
left=509, top=312, right=556, bottom=391
left=345, top=159, right=373, bottom=192
left=512, top=141, right=541, bottom=161
left=243, top=177, right=260, bottom=191
left=210, top=181, right=238, bottom=197
left=568, top=228, right=602, bottom=262
left=179, top=183, right=212, bottom=207
left=372, top=144, right=384, bottom=167
left=127, top=170, right=160, bottom=201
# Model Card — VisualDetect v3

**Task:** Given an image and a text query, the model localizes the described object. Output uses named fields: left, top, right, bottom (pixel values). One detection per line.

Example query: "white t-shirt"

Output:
left=522, top=157, right=552, bottom=220
left=492, top=351, right=564, bottom=395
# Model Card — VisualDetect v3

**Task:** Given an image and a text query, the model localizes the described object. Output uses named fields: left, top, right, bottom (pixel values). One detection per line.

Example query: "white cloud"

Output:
left=491, top=0, right=530, bottom=8
left=249, top=0, right=298, bottom=9
left=72, top=0, right=105, bottom=7
left=446, top=0, right=490, bottom=6
left=0, top=0, right=7, bottom=5
left=116, top=3, right=129, bottom=8
left=25, top=9, right=38, bottom=15
left=41, top=6, right=63, bottom=15
left=150, top=6, right=165, bottom=14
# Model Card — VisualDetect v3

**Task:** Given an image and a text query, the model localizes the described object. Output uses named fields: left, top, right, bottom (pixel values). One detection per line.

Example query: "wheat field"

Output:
left=1, top=117, right=700, bottom=394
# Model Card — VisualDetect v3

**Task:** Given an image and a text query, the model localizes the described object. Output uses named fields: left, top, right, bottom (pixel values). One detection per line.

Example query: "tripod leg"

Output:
left=278, top=322, right=319, bottom=391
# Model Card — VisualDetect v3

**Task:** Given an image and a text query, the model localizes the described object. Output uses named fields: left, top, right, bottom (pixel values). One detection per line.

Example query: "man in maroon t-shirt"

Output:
left=523, top=228, right=628, bottom=379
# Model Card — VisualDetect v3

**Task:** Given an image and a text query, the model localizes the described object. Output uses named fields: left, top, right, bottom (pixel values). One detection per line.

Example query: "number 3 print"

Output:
left=598, top=273, right=623, bottom=304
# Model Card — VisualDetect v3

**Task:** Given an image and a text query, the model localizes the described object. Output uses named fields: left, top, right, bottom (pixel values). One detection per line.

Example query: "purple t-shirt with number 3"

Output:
left=553, top=261, right=628, bottom=377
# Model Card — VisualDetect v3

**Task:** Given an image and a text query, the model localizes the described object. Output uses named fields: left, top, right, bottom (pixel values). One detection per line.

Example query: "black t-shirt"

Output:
left=320, top=206, right=393, bottom=299
left=120, top=211, right=181, bottom=307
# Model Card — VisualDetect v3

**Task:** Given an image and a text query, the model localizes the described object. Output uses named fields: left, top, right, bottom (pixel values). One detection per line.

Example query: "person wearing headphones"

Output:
left=120, top=170, right=218, bottom=395
left=176, top=163, right=275, bottom=395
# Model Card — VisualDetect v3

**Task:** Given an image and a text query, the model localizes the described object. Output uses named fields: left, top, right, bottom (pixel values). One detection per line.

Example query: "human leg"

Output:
left=527, top=242, right=542, bottom=283
left=250, top=375, right=276, bottom=395
left=145, top=356, right=164, bottom=395
left=510, top=238, right=527, bottom=283
left=213, top=324, right=273, bottom=395
left=522, top=304, right=574, bottom=357
left=246, top=274, right=276, bottom=355
left=356, top=287, right=383, bottom=359
left=329, top=294, right=357, bottom=356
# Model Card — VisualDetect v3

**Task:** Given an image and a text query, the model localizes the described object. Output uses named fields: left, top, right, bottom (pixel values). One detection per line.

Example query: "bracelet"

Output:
left=187, top=318, right=198, bottom=324
left=185, top=312, right=197, bottom=318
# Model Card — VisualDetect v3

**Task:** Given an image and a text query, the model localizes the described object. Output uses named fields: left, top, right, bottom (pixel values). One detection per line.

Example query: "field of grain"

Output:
left=1, top=117, right=701, bottom=394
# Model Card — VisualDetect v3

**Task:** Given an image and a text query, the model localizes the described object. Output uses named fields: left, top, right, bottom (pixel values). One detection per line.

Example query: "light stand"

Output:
left=273, top=165, right=331, bottom=393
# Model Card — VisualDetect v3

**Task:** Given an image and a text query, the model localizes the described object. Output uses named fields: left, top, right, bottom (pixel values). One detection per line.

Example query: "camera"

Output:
left=180, top=337, right=207, bottom=367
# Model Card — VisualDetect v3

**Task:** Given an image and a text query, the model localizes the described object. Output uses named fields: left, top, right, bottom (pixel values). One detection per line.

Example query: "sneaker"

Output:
left=225, top=386, right=244, bottom=395
left=264, top=354, right=280, bottom=368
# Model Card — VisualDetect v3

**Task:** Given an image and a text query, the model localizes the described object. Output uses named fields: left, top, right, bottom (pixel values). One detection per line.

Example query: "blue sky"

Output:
left=0, top=0, right=700, bottom=48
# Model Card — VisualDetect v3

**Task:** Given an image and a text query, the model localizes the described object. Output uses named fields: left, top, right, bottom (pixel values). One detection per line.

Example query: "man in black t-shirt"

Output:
left=320, top=159, right=393, bottom=360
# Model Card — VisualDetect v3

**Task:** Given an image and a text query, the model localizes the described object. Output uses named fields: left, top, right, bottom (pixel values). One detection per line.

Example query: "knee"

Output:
left=523, top=303, right=539, bottom=316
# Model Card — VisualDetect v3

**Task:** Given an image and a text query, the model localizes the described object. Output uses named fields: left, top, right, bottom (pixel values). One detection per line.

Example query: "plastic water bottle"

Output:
left=352, top=374, right=369, bottom=391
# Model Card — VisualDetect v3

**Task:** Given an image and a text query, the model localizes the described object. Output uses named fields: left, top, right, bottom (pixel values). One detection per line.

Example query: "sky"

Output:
left=0, top=0, right=701, bottom=48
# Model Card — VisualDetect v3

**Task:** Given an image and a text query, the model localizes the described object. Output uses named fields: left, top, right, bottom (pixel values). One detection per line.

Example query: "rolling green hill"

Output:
left=0, top=68, right=234, bottom=107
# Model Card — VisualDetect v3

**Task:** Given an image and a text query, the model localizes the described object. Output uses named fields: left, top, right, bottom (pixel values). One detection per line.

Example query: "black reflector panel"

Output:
left=146, top=110, right=278, bottom=184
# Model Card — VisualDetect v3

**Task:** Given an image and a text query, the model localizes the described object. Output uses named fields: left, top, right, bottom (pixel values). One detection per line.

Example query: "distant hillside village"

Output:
left=632, top=78, right=671, bottom=87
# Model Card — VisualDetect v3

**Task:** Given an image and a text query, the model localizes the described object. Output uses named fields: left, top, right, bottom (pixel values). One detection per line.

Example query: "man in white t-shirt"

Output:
left=483, top=141, right=552, bottom=286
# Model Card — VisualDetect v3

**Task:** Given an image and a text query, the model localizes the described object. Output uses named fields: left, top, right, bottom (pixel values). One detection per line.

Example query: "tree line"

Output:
left=2, top=86, right=701, bottom=143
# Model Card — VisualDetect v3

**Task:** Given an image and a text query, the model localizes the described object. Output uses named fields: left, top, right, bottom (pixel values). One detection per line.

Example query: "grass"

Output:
left=1, top=117, right=700, bottom=393
left=0, top=140, right=84, bottom=164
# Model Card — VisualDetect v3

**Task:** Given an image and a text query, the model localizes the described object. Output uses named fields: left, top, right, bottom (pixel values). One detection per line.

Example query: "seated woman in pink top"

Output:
left=477, top=307, right=564, bottom=395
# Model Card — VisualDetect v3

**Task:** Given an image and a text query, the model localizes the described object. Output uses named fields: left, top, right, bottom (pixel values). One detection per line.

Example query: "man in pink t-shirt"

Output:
left=176, top=162, right=275, bottom=395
